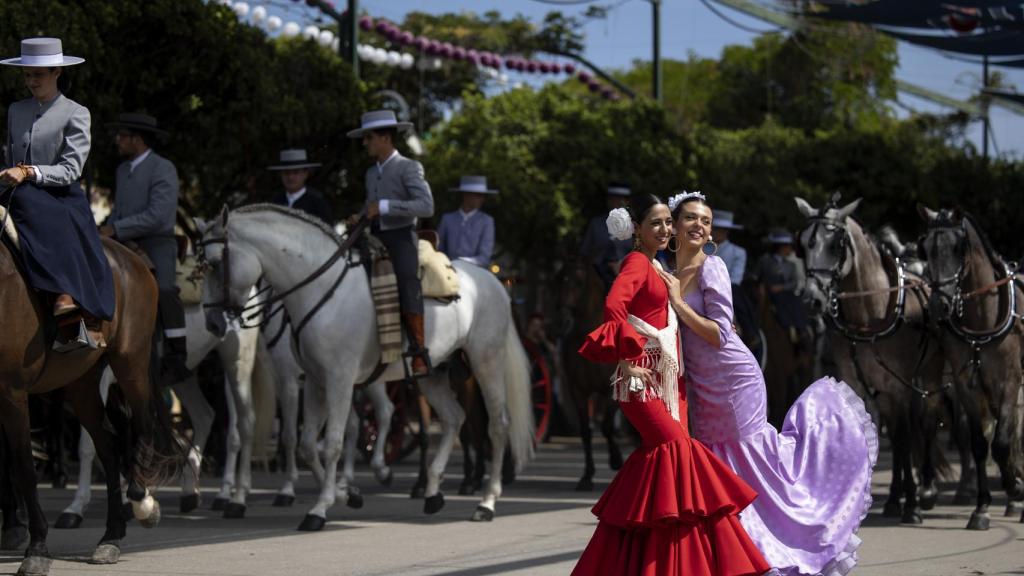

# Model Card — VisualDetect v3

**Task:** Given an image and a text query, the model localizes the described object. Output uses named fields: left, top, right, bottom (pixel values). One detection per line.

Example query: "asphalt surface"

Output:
left=2, top=435, right=1022, bottom=576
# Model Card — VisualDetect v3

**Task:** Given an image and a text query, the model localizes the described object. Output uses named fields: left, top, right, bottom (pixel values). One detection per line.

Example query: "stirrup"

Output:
left=52, top=319, right=99, bottom=353
left=402, top=347, right=432, bottom=381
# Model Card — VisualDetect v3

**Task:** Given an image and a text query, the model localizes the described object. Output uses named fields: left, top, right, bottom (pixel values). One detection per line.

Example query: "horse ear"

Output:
left=952, top=206, right=964, bottom=221
left=917, top=203, right=937, bottom=222
left=836, top=197, right=862, bottom=221
left=794, top=197, right=817, bottom=218
left=219, top=205, right=230, bottom=227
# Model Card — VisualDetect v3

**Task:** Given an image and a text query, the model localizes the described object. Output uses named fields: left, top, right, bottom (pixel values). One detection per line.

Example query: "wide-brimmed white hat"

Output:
left=267, top=148, right=321, bottom=171
left=1, top=38, right=84, bottom=67
left=606, top=183, right=631, bottom=197
left=346, top=110, right=413, bottom=138
left=712, top=210, right=743, bottom=230
left=765, top=228, right=795, bottom=244
left=450, top=175, right=498, bottom=194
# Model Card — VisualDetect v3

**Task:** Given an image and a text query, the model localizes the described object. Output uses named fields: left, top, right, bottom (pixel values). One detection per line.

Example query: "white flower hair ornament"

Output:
left=668, top=190, right=706, bottom=213
left=606, top=207, right=634, bottom=241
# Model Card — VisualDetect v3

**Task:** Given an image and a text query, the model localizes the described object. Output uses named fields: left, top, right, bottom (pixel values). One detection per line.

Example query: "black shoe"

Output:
left=159, top=355, right=192, bottom=387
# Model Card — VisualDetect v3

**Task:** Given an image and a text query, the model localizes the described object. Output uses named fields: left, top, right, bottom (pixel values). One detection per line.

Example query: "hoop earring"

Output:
left=702, top=239, right=718, bottom=256
left=667, top=236, right=679, bottom=253
left=633, top=235, right=641, bottom=252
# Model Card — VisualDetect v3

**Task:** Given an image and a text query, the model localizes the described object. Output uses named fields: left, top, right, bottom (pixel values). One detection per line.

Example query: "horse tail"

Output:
left=502, top=322, right=536, bottom=473
left=250, top=337, right=278, bottom=465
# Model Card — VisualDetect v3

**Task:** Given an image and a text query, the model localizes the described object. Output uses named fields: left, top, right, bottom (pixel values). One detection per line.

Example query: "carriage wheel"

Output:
left=356, top=381, right=419, bottom=465
left=524, top=342, right=553, bottom=444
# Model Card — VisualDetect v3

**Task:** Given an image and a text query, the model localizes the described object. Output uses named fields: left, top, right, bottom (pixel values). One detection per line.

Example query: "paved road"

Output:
left=2, top=436, right=1022, bottom=576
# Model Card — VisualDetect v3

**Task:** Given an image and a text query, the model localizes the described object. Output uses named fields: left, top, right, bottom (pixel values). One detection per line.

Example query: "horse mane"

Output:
left=958, top=210, right=1002, bottom=265
left=233, top=203, right=342, bottom=247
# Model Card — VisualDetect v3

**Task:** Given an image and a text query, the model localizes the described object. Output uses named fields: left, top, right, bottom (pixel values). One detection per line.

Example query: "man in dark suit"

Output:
left=267, top=148, right=334, bottom=224
left=100, top=112, right=188, bottom=383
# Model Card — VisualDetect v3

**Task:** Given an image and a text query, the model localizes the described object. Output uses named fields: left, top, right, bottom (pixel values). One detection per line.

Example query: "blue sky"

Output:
left=258, top=0, right=1024, bottom=158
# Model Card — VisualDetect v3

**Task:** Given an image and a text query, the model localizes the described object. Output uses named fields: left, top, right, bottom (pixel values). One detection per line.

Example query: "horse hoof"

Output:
left=952, top=491, right=976, bottom=506
left=410, top=485, right=426, bottom=499
left=180, top=494, right=200, bottom=514
left=424, top=493, right=445, bottom=515
left=54, top=512, right=83, bottom=530
left=16, top=555, right=51, bottom=576
left=1, top=526, right=28, bottom=550
left=458, top=482, right=476, bottom=496
left=211, top=497, right=229, bottom=511
left=882, top=500, right=902, bottom=518
left=297, top=514, right=326, bottom=532
left=919, top=488, right=938, bottom=511
left=575, top=477, right=594, bottom=492
left=121, top=502, right=134, bottom=522
left=470, top=506, right=494, bottom=522
left=346, top=490, right=364, bottom=510
left=52, top=474, right=68, bottom=490
left=1005, top=500, right=1024, bottom=517
left=901, top=508, right=923, bottom=525
left=223, top=502, right=246, bottom=519
left=89, top=543, right=121, bottom=565
left=375, top=468, right=393, bottom=487
left=273, top=494, right=295, bottom=507
left=138, top=500, right=161, bottom=529
left=966, top=511, right=990, bottom=531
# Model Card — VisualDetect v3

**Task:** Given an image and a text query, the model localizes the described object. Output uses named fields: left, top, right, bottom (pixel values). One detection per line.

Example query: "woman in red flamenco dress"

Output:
left=572, top=194, right=770, bottom=576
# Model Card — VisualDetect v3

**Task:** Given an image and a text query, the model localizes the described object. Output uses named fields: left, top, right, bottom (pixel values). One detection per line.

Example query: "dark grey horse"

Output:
left=918, top=205, right=1024, bottom=529
left=797, top=195, right=949, bottom=525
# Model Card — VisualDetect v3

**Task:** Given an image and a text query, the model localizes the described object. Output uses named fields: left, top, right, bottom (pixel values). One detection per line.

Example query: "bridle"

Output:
left=198, top=214, right=373, bottom=341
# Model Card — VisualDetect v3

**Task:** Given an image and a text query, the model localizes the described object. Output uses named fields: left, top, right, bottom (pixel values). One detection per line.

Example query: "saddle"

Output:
left=417, top=239, right=460, bottom=300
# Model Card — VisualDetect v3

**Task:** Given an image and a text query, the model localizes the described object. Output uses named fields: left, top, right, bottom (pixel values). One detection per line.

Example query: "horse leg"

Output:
left=54, top=427, right=93, bottom=530
left=213, top=375, right=239, bottom=511
left=572, top=386, right=595, bottom=491
left=988, top=374, right=1024, bottom=517
left=880, top=409, right=903, bottom=518
left=298, top=381, right=328, bottom=489
left=410, top=388, right=431, bottom=500
left=963, top=390, right=993, bottom=530
left=601, top=402, right=623, bottom=471
left=417, top=374, right=465, bottom=516
left=0, top=439, right=28, bottom=551
left=951, top=391, right=977, bottom=505
left=897, top=413, right=922, bottom=525
left=223, top=365, right=256, bottom=520
left=298, top=374, right=353, bottom=532
left=458, top=420, right=475, bottom=495
left=336, top=404, right=364, bottom=510
left=365, top=380, right=395, bottom=486
left=1, top=392, right=53, bottom=575
left=46, top=389, right=69, bottom=490
left=470, top=354, right=512, bottom=523
left=914, top=394, right=941, bottom=512
left=172, top=375, right=213, bottom=513
left=273, top=372, right=300, bottom=507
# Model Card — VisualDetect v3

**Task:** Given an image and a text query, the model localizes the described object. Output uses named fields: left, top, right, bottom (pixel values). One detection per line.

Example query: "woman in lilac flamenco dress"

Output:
left=658, top=191, right=879, bottom=576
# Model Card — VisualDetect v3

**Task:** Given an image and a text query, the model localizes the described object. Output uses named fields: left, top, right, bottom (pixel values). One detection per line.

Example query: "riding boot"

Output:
left=53, top=293, right=78, bottom=316
left=403, top=312, right=430, bottom=376
left=158, top=289, right=191, bottom=387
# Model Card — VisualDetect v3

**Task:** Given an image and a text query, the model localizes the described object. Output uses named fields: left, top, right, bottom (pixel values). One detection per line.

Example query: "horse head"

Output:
left=918, top=204, right=967, bottom=324
left=794, top=193, right=862, bottom=315
left=198, top=205, right=265, bottom=337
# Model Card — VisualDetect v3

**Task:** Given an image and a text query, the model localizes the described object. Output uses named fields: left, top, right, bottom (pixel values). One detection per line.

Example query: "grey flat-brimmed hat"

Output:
left=107, top=113, right=169, bottom=139
left=346, top=110, right=413, bottom=138
left=606, top=183, right=631, bottom=197
left=267, top=148, right=321, bottom=171
left=450, top=175, right=498, bottom=194
left=712, top=210, right=743, bottom=230
left=1, top=38, right=84, bottom=67
left=765, top=228, right=794, bottom=244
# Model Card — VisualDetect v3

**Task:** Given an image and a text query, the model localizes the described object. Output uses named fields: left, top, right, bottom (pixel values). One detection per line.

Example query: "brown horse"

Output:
left=0, top=231, right=184, bottom=574
left=918, top=206, right=1024, bottom=529
left=555, top=260, right=623, bottom=491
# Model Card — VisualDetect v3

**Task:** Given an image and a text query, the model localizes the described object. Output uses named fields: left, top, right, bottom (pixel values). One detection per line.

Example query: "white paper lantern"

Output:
left=432, top=58, right=442, bottom=70
left=251, top=5, right=267, bottom=23
left=266, top=15, right=282, bottom=31
left=217, top=0, right=231, bottom=6
left=282, top=21, right=301, bottom=38
left=487, top=68, right=499, bottom=79
left=498, top=73, right=509, bottom=85
left=400, top=53, right=415, bottom=69
left=331, top=38, right=340, bottom=52
left=303, top=25, right=320, bottom=40
left=386, top=51, right=401, bottom=67
left=232, top=2, right=249, bottom=17
left=357, top=44, right=371, bottom=60
left=318, top=30, right=335, bottom=47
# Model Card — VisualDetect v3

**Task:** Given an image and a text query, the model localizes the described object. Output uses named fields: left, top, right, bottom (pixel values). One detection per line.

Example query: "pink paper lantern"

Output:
left=526, top=61, right=538, bottom=73
left=440, top=42, right=454, bottom=58
left=564, top=62, right=576, bottom=74
left=375, top=21, right=389, bottom=33
left=588, top=80, right=602, bottom=93
left=415, top=36, right=430, bottom=51
left=453, top=46, right=467, bottom=60
left=428, top=40, right=442, bottom=55
left=577, top=70, right=592, bottom=83
left=359, top=16, right=373, bottom=31
left=467, top=49, right=479, bottom=60
left=399, top=31, right=414, bottom=45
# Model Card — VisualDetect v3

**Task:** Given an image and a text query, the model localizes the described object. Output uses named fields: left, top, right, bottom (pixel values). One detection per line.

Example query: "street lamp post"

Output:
left=652, top=0, right=662, bottom=103
left=304, top=0, right=358, bottom=79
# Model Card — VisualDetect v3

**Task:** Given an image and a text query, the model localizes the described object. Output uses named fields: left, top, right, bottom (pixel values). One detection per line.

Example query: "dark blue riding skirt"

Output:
left=2, top=182, right=115, bottom=320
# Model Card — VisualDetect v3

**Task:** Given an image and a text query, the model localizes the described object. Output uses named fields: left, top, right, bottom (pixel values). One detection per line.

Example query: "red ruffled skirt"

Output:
left=572, top=393, right=770, bottom=576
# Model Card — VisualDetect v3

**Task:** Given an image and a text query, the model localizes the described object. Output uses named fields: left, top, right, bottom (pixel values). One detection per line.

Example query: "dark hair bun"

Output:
left=630, top=193, right=664, bottom=224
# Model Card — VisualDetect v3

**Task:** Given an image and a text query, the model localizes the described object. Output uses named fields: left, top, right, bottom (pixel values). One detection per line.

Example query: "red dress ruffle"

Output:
left=572, top=390, right=771, bottom=576
left=578, top=319, right=646, bottom=364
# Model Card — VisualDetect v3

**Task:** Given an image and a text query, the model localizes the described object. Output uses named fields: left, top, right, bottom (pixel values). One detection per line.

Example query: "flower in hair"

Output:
left=668, top=190, right=706, bottom=212
left=606, top=207, right=634, bottom=241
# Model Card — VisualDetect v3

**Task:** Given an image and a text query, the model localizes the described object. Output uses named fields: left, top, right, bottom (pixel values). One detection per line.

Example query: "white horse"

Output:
left=200, top=204, right=534, bottom=529
left=55, top=302, right=266, bottom=526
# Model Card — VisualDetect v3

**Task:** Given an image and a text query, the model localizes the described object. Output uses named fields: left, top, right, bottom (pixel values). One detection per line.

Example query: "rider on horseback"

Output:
left=347, top=110, right=434, bottom=376
left=99, top=112, right=189, bottom=384
left=0, top=38, right=114, bottom=349
left=437, top=175, right=497, bottom=268
left=268, top=148, right=334, bottom=224
left=580, top=182, right=632, bottom=292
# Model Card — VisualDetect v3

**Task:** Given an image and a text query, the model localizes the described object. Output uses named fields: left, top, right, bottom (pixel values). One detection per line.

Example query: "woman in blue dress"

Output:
left=0, top=37, right=114, bottom=337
